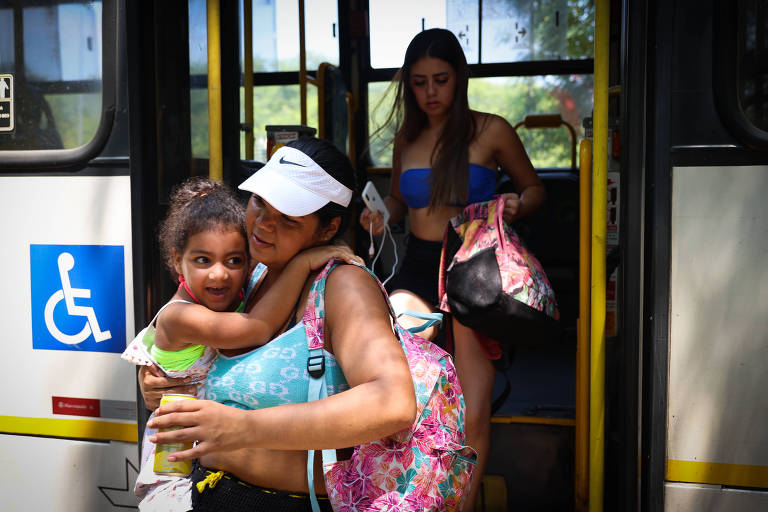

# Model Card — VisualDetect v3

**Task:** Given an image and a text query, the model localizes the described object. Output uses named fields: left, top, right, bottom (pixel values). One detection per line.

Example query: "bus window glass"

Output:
left=469, top=75, right=593, bottom=169
left=370, top=0, right=448, bottom=68
left=0, top=1, right=102, bottom=151
left=304, top=0, right=339, bottom=69
left=190, top=88, right=210, bottom=159
left=370, top=0, right=594, bottom=68
left=189, top=0, right=207, bottom=159
left=238, top=0, right=337, bottom=72
left=739, top=0, right=768, bottom=132
left=0, top=9, right=13, bottom=70
left=368, top=73, right=592, bottom=169
left=189, top=0, right=207, bottom=75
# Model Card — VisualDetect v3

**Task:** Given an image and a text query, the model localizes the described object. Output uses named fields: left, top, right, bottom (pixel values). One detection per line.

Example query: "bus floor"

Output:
left=480, top=339, right=576, bottom=511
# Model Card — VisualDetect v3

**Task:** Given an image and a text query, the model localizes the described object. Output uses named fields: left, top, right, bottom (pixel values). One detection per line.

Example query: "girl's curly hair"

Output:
left=158, top=177, right=246, bottom=280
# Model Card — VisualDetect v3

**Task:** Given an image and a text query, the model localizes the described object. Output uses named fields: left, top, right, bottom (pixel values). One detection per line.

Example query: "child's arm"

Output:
left=156, top=245, right=362, bottom=350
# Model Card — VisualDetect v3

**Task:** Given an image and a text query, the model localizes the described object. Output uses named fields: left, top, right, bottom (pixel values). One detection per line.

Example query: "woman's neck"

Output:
left=426, top=112, right=448, bottom=131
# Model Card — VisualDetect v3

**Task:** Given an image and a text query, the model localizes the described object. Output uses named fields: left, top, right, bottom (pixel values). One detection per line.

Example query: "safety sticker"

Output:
left=0, top=74, right=13, bottom=132
left=30, top=244, right=126, bottom=353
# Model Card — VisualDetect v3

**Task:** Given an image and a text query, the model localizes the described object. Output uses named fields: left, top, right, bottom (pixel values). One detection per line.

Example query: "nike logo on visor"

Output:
left=279, top=156, right=306, bottom=167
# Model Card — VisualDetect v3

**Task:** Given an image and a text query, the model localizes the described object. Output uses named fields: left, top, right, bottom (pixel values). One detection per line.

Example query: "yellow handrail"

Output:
left=513, top=114, right=578, bottom=170
left=206, top=0, right=222, bottom=181
left=298, top=0, right=307, bottom=125
left=589, top=0, right=610, bottom=510
left=575, top=138, right=592, bottom=512
left=243, top=0, right=254, bottom=160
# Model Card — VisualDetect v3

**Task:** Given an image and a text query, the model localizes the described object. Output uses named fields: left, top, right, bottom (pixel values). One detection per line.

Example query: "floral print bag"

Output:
left=303, top=260, right=477, bottom=512
left=438, top=195, right=560, bottom=345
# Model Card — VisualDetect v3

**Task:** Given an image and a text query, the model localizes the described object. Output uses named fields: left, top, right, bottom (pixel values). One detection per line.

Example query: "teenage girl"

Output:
left=360, top=28, right=545, bottom=510
left=123, top=177, right=360, bottom=511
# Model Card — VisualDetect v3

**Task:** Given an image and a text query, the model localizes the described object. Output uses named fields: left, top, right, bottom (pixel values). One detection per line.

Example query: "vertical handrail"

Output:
left=575, top=138, right=592, bottom=511
left=590, top=0, right=610, bottom=510
left=206, top=0, right=223, bottom=181
left=243, top=0, right=254, bottom=160
left=298, top=0, right=307, bottom=125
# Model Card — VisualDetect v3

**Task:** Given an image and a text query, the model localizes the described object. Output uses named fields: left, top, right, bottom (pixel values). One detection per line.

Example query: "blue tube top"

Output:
left=399, top=163, right=497, bottom=209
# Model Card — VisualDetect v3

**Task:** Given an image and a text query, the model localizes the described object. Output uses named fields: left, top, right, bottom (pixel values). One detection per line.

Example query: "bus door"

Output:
left=633, top=1, right=768, bottom=510
left=0, top=1, right=140, bottom=509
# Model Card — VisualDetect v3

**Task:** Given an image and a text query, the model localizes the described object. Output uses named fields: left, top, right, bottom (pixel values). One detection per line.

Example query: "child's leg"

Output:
left=453, top=318, right=496, bottom=512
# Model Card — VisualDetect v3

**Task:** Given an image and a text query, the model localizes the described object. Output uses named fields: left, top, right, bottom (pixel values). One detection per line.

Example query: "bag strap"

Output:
left=244, top=262, right=268, bottom=301
left=303, top=259, right=442, bottom=511
left=397, top=310, right=443, bottom=334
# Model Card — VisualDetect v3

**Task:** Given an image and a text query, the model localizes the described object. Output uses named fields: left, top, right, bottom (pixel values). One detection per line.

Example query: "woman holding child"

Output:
left=139, top=138, right=459, bottom=511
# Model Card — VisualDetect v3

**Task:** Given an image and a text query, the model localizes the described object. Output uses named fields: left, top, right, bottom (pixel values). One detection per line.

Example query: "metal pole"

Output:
left=589, top=0, right=610, bottom=510
left=243, top=0, right=254, bottom=160
left=206, top=0, right=223, bottom=180
left=575, top=138, right=592, bottom=512
left=299, top=0, right=307, bottom=125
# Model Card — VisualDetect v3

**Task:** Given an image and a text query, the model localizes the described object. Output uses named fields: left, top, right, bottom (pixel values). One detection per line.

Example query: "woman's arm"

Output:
left=148, top=265, right=416, bottom=459
left=156, top=245, right=362, bottom=351
left=488, top=114, right=546, bottom=222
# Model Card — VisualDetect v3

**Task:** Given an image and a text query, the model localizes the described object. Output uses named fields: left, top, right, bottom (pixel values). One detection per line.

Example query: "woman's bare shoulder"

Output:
left=325, top=264, right=382, bottom=296
left=473, top=111, right=513, bottom=135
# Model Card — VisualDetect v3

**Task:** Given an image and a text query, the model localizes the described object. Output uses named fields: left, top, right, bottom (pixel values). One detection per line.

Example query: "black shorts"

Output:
left=190, top=463, right=334, bottom=512
left=387, top=233, right=443, bottom=306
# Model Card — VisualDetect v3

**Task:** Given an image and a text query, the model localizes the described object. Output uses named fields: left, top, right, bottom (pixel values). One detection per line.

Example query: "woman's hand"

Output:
left=147, top=399, right=253, bottom=461
left=298, top=243, right=364, bottom=270
left=138, top=364, right=198, bottom=410
left=500, top=192, right=524, bottom=224
left=359, top=207, right=386, bottom=235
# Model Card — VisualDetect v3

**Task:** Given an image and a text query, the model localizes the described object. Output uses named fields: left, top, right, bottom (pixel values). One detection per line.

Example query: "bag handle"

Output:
left=492, top=194, right=509, bottom=255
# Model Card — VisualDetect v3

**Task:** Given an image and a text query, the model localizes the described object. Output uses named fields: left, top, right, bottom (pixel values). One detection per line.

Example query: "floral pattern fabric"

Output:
left=303, top=261, right=477, bottom=511
left=438, top=195, right=560, bottom=320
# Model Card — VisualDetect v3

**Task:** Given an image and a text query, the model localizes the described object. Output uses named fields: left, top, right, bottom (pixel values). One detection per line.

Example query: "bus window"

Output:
left=471, top=74, right=593, bottom=170
left=739, top=0, right=767, bottom=133
left=369, top=0, right=594, bottom=68
left=369, top=0, right=449, bottom=68
left=189, top=0, right=335, bottom=161
left=0, top=1, right=103, bottom=152
left=714, top=0, right=768, bottom=149
left=367, top=73, right=593, bottom=170
left=481, top=0, right=594, bottom=63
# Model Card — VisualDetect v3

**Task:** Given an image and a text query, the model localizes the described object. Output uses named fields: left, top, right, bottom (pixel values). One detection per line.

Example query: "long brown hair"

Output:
left=387, top=28, right=476, bottom=211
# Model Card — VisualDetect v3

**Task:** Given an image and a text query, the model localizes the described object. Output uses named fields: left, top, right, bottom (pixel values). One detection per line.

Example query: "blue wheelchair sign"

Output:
left=30, top=245, right=126, bottom=353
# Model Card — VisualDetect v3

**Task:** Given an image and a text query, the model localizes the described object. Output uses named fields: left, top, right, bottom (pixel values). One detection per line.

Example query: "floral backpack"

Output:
left=303, top=260, right=477, bottom=512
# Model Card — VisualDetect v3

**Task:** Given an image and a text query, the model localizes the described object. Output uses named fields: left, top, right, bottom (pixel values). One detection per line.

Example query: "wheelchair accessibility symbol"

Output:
left=45, top=253, right=112, bottom=344
left=31, top=245, right=126, bottom=353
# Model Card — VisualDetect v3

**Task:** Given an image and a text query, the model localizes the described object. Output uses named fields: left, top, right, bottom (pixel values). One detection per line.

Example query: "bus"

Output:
left=0, top=0, right=766, bottom=510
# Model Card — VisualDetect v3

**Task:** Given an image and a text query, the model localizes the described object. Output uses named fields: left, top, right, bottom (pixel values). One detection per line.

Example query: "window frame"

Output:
left=0, top=0, right=117, bottom=171
left=713, top=0, right=768, bottom=150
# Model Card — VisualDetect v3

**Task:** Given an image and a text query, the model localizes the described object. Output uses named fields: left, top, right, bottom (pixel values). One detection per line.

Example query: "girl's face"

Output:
left=245, top=194, right=337, bottom=271
left=173, top=227, right=248, bottom=312
left=408, top=56, right=456, bottom=119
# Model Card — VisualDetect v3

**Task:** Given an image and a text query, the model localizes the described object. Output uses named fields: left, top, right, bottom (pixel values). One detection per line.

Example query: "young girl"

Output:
left=122, top=177, right=360, bottom=511
left=360, top=28, right=546, bottom=510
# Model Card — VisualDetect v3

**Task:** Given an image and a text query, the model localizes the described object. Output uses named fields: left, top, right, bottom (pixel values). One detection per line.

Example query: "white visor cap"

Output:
left=238, top=145, right=353, bottom=217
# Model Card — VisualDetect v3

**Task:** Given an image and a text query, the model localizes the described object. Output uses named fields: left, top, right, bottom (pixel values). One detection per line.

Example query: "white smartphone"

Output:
left=362, top=181, right=390, bottom=226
